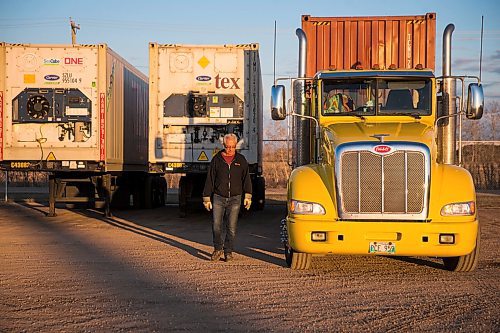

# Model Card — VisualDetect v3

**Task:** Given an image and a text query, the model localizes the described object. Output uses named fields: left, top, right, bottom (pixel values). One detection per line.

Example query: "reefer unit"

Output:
left=0, top=42, right=149, bottom=171
left=149, top=43, right=264, bottom=214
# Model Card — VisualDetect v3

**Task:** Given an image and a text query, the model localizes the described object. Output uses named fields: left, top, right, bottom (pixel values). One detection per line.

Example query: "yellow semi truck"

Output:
left=271, top=13, right=484, bottom=271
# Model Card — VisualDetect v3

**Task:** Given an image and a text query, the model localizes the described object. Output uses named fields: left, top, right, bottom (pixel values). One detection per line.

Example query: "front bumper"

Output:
left=287, top=217, right=478, bottom=257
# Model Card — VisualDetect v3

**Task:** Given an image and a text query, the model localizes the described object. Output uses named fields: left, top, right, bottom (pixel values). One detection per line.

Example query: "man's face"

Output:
left=224, top=138, right=237, bottom=156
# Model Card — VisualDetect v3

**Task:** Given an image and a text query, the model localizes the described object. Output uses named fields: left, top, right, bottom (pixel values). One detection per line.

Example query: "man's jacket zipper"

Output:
left=228, top=161, right=231, bottom=197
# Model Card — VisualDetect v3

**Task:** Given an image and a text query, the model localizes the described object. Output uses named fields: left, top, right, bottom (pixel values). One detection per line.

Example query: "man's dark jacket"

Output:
left=203, top=151, right=252, bottom=199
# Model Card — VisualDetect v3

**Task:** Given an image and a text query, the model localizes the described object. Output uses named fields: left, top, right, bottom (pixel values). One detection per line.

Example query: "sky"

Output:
left=1, top=0, right=499, bottom=117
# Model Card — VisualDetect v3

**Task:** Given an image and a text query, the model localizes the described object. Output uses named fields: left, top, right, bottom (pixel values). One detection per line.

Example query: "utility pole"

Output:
left=70, top=17, right=80, bottom=45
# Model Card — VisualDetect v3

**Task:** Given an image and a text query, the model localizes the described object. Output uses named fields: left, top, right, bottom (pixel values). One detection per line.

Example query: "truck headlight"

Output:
left=290, top=199, right=326, bottom=215
left=440, top=201, right=475, bottom=216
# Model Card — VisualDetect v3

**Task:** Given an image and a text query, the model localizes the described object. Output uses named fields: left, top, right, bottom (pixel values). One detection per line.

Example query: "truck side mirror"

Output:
left=271, top=85, right=286, bottom=120
left=466, top=83, right=484, bottom=120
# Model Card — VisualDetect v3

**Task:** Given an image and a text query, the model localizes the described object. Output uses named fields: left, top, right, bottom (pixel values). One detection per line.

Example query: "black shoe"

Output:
left=210, top=250, right=223, bottom=261
left=224, top=252, right=234, bottom=262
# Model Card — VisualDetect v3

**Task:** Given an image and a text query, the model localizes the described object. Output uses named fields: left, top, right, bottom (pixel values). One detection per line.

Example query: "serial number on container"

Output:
left=166, top=162, right=185, bottom=168
left=10, top=162, right=31, bottom=169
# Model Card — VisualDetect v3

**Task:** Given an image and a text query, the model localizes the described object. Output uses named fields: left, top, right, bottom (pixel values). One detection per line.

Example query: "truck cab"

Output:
left=271, top=14, right=484, bottom=271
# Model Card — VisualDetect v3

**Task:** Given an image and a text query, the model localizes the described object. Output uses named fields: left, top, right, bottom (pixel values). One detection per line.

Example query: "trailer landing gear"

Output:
left=46, top=173, right=166, bottom=218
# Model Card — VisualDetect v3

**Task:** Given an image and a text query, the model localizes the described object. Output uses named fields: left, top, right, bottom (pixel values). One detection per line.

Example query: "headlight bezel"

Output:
left=289, top=199, right=326, bottom=215
left=440, top=201, right=475, bottom=216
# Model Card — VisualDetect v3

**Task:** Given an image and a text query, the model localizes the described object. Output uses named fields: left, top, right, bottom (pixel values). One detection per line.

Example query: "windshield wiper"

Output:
left=344, top=113, right=366, bottom=120
left=385, top=112, right=421, bottom=119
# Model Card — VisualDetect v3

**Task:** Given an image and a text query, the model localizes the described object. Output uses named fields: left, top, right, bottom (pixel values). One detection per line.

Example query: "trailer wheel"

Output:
left=48, top=174, right=57, bottom=217
left=157, top=176, right=167, bottom=207
left=143, top=176, right=153, bottom=209
left=251, top=176, right=265, bottom=211
left=179, top=176, right=188, bottom=218
left=144, top=175, right=166, bottom=209
left=442, top=228, right=480, bottom=272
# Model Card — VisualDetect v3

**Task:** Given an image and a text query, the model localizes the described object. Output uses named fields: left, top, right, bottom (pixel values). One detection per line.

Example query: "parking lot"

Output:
left=1, top=191, right=499, bottom=332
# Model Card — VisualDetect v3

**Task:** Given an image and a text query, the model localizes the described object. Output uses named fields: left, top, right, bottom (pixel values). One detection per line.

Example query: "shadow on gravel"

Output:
left=39, top=199, right=289, bottom=267
left=386, top=256, right=445, bottom=270
left=78, top=208, right=211, bottom=261
left=2, top=202, right=257, bottom=331
left=16, top=200, right=50, bottom=216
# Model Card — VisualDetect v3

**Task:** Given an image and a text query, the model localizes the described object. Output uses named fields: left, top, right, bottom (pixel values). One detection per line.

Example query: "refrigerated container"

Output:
left=149, top=43, right=264, bottom=215
left=0, top=42, right=165, bottom=216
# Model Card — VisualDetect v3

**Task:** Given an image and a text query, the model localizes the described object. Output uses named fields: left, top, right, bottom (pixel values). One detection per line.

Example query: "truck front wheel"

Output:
left=285, top=245, right=312, bottom=270
left=281, top=218, right=312, bottom=269
left=442, top=230, right=480, bottom=272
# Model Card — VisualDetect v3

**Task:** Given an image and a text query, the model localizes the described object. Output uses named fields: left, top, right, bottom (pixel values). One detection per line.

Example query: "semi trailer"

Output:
left=0, top=42, right=166, bottom=216
left=148, top=43, right=265, bottom=216
left=271, top=13, right=484, bottom=271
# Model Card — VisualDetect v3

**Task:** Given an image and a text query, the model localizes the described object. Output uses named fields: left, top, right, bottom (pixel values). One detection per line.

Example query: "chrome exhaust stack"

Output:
left=295, top=28, right=310, bottom=167
left=439, top=24, right=457, bottom=165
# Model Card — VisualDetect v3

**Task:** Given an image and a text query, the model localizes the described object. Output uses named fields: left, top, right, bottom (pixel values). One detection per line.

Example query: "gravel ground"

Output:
left=0, top=192, right=499, bottom=332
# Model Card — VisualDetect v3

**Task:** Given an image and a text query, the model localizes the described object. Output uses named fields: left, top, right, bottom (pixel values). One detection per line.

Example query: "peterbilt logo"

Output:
left=196, top=75, right=211, bottom=82
left=374, top=145, right=392, bottom=154
left=44, top=74, right=60, bottom=81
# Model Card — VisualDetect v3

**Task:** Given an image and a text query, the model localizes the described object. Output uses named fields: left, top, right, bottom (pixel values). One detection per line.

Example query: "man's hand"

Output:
left=203, top=201, right=212, bottom=211
left=244, top=198, right=251, bottom=210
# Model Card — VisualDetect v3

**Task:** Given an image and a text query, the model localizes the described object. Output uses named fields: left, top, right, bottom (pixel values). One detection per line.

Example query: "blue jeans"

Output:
left=212, top=194, right=241, bottom=254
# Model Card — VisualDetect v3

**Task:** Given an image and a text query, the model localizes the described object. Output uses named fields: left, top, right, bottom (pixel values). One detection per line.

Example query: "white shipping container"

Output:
left=0, top=42, right=149, bottom=172
left=148, top=43, right=263, bottom=170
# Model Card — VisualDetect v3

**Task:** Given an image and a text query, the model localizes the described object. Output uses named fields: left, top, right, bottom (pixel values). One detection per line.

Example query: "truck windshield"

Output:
left=322, top=79, right=375, bottom=116
left=322, top=78, right=432, bottom=117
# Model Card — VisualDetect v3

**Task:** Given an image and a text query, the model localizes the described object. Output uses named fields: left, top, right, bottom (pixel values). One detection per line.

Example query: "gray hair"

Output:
left=223, top=133, right=238, bottom=146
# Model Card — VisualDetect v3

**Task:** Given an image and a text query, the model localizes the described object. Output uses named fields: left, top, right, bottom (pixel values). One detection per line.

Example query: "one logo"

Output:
left=64, top=57, right=83, bottom=65
left=196, top=75, right=211, bottom=82
left=43, top=58, right=60, bottom=65
left=44, top=74, right=60, bottom=81
left=374, top=145, right=392, bottom=154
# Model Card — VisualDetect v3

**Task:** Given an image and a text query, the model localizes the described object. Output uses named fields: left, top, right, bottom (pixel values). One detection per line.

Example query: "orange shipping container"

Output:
left=301, top=13, right=436, bottom=77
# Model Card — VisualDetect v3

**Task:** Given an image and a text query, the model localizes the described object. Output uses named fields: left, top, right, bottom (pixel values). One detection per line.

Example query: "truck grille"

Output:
left=338, top=147, right=428, bottom=219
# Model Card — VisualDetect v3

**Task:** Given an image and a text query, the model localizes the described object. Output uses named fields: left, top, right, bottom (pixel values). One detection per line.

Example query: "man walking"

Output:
left=203, top=133, right=252, bottom=262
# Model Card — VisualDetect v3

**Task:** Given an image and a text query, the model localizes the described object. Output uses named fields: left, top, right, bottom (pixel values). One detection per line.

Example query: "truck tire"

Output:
left=251, top=176, right=265, bottom=211
left=281, top=218, right=311, bottom=269
left=285, top=245, right=312, bottom=270
left=442, top=228, right=480, bottom=272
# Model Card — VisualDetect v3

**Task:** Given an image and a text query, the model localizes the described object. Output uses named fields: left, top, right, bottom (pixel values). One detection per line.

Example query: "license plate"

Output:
left=369, top=241, right=396, bottom=254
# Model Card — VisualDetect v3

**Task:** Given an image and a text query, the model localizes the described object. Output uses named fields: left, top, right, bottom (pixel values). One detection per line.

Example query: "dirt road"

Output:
left=1, top=192, right=499, bottom=332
